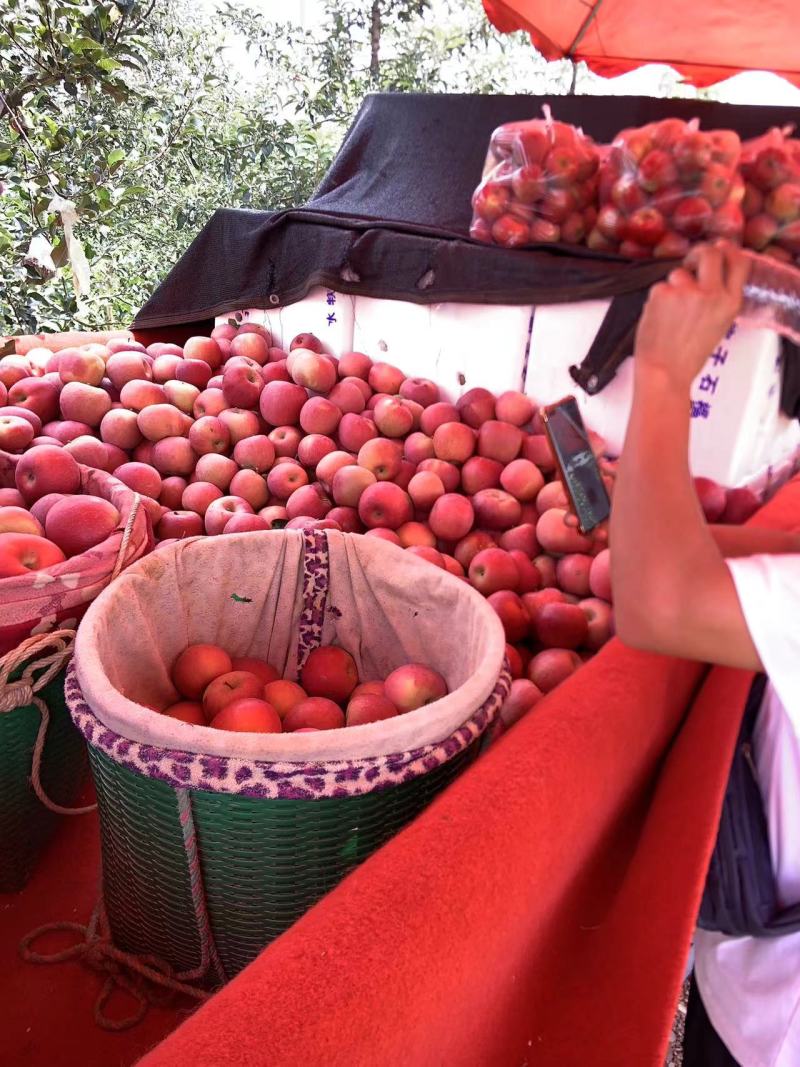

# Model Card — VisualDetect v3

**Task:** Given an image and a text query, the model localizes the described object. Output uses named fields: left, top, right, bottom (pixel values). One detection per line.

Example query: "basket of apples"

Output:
left=470, top=108, right=600, bottom=249
left=65, top=526, right=510, bottom=983
left=0, top=445, right=151, bottom=891
left=592, top=117, right=743, bottom=258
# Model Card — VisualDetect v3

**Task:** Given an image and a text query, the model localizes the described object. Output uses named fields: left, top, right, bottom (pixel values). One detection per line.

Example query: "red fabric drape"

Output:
left=482, top=0, right=800, bottom=88
left=138, top=476, right=800, bottom=1067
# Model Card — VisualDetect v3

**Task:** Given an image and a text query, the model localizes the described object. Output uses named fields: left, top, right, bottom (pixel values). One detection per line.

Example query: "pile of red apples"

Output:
left=0, top=446, right=121, bottom=576
left=0, top=323, right=757, bottom=715
left=156, top=641, right=448, bottom=733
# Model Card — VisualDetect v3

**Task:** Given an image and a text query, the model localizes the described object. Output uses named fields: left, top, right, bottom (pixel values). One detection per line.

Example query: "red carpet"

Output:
left=6, top=477, right=800, bottom=1067
left=0, top=793, right=183, bottom=1067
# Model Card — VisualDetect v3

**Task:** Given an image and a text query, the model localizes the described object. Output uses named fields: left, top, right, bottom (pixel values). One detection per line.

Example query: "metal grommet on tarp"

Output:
left=268, top=294, right=279, bottom=306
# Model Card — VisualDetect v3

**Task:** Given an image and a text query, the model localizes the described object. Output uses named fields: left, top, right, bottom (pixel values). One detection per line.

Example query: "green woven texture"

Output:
left=0, top=666, right=87, bottom=892
left=89, top=742, right=476, bottom=980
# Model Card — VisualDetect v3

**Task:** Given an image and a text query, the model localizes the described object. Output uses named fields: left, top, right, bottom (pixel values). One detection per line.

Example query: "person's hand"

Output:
left=634, top=240, right=749, bottom=392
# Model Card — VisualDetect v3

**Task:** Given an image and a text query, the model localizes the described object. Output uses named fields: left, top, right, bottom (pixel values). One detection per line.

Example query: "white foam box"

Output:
left=351, top=296, right=533, bottom=402
left=216, top=286, right=355, bottom=355
left=524, top=300, right=800, bottom=490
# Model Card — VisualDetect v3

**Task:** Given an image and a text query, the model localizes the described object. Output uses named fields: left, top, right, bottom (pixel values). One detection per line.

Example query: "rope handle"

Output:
left=0, top=490, right=144, bottom=815
left=20, top=900, right=212, bottom=1031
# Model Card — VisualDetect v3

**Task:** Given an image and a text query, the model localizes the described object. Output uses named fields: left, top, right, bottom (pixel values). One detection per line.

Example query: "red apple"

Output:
left=224, top=513, right=270, bottom=533
left=357, top=437, right=402, bottom=481
left=336, top=413, right=376, bottom=454
left=233, top=434, right=275, bottom=474
left=488, top=590, right=529, bottom=641
left=555, top=553, right=593, bottom=597
left=358, top=482, right=413, bottom=530
left=288, top=434, right=329, bottom=469
left=160, top=477, right=188, bottom=510
left=0, top=414, right=35, bottom=452
left=229, top=469, right=269, bottom=510
left=472, top=488, right=521, bottom=530
left=195, top=454, right=238, bottom=491
left=229, top=332, right=270, bottom=366
left=364, top=528, right=401, bottom=545
left=106, top=352, right=152, bottom=391
left=672, top=197, right=713, bottom=239
left=722, top=487, right=760, bottom=525
left=286, top=483, right=331, bottom=520
left=528, top=648, right=582, bottom=693
left=579, top=597, right=614, bottom=651
left=473, top=181, right=511, bottom=222
left=203, top=670, right=264, bottom=718
left=157, top=510, right=204, bottom=540
left=373, top=396, right=414, bottom=438
left=290, top=332, right=324, bottom=354
left=469, top=547, right=520, bottom=595
left=498, top=523, right=539, bottom=556
left=420, top=402, right=460, bottom=436
left=188, top=416, right=230, bottom=457
left=267, top=462, right=308, bottom=500
left=268, top=425, right=302, bottom=458
left=58, top=348, right=106, bottom=387
left=428, top=493, right=474, bottom=541
left=0, top=532, right=66, bottom=576
left=100, top=409, right=142, bottom=450
left=384, top=663, right=448, bottom=712
left=284, top=697, right=345, bottom=732
left=114, top=462, right=162, bottom=499
left=8, top=377, right=60, bottom=422
left=588, top=548, right=612, bottom=602
left=454, top=530, right=495, bottom=570
left=694, top=476, right=726, bottom=522
left=300, top=645, right=358, bottom=703
left=327, top=379, right=366, bottom=414
left=408, top=470, right=445, bottom=510
left=162, top=701, right=206, bottom=726
left=183, top=336, right=223, bottom=370
left=259, top=505, right=289, bottom=528
left=182, top=481, right=224, bottom=516
left=432, top=422, right=476, bottom=463
left=300, top=397, right=341, bottom=436
left=0, top=488, right=25, bottom=507
left=500, top=678, right=543, bottom=730
left=204, top=495, right=254, bottom=535
left=260, top=381, right=307, bottom=426
left=15, top=445, right=80, bottom=502
left=151, top=437, right=197, bottom=478
left=417, top=459, right=460, bottom=493
left=0, top=506, right=43, bottom=536
left=45, top=495, right=120, bottom=556
left=457, top=388, right=495, bottom=428
left=222, top=363, right=263, bottom=409
left=211, top=697, right=281, bottom=732
left=153, top=355, right=182, bottom=384
left=337, top=351, right=372, bottom=379
left=345, top=693, right=398, bottom=726
left=332, top=465, right=376, bottom=507
left=261, top=360, right=290, bottom=384
left=536, top=508, right=593, bottom=554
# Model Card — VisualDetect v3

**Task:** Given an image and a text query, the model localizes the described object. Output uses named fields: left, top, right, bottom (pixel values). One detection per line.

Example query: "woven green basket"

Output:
left=88, top=739, right=477, bottom=979
left=0, top=664, right=88, bottom=892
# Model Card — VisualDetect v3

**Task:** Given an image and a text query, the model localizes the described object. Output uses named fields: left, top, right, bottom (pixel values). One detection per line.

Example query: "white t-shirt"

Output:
left=695, top=553, right=800, bottom=1067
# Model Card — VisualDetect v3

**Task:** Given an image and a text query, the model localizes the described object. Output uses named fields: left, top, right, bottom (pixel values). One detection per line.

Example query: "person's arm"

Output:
left=710, top=526, right=800, bottom=559
left=610, top=242, right=764, bottom=670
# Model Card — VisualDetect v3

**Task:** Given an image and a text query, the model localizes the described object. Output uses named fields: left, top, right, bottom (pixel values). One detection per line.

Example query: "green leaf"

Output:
left=106, top=148, right=125, bottom=166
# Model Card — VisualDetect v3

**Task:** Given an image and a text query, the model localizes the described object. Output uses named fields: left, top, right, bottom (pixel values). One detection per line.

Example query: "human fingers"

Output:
left=685, top=242, right=724, bottom=290
left=719, top=241, right=750, bottom=305
left=665, top=266, right=696, bottom=289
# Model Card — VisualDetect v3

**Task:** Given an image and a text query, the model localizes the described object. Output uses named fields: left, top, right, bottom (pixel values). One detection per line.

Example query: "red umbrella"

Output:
left=482, top=0, right=800, bottom=89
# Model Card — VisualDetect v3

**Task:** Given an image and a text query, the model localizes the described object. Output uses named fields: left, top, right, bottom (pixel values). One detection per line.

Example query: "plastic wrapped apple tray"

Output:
left=65, top=527, right=510, bottom=979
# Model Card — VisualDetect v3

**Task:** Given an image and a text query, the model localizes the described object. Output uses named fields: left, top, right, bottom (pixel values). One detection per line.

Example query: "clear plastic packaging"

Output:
left=741, top=126, right=800, bottom=265
left=593, top=117, right=743, bottom=258
left=740, top=249, right=800, bottom=344
left=470, top=106, right=600, bottom=249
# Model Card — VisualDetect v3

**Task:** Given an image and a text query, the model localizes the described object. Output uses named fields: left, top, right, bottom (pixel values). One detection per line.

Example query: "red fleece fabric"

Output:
left=141, top=476, right=800, bottom=1067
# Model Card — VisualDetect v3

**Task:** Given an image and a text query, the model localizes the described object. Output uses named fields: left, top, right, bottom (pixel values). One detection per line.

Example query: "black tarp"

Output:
left=132, top=92, right=800, bottom=406
left=133, top=92, right=800, bottom=331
